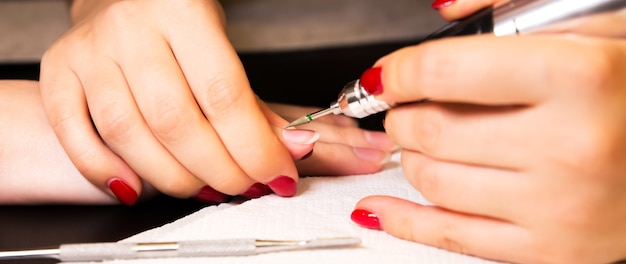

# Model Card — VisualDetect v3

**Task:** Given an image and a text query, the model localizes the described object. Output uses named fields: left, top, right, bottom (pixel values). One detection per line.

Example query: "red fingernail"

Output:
left=193, top=185, right=229, bottom=204
left=431, top=0, right=455, bottom=9
left=267, top=176, right=297, bottom=197
left=351, top=209, right=381, bottom=229
left=300, top=149, right=314, bottom=160
left=241, top=183, right=273, bottom=199
left=360, top=67, right=384, bottom=95
left=108, top=178, right=138, bottom=206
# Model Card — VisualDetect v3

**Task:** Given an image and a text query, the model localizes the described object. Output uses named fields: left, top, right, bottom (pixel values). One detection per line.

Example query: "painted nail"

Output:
left=282, top=129, right=320, bottom=145
left=108, top=178, right=138, bottom=206
left=193, top=185, right=229, bottom=204
left=241, top=182, right=273, bottom=199
left=351, top=209, right=381, bottom=229
left=431, top=0, right=455, bottom=9
left=360, top=67, right=383, bottom=95
left=353, top=147, right=391, bottom=164
left=300, top=149, right=314, bottom=160
left=267, top=176, right=297, bottom=197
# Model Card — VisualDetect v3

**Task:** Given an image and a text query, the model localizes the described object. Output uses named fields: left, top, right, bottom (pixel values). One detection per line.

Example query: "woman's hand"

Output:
left=352, top=1, right=626, bottom=263
left=0, top=80, right=393, bottom=204
left=39, top=0, right=302, bottom=205
left=0, top=81, right=313, bottom=204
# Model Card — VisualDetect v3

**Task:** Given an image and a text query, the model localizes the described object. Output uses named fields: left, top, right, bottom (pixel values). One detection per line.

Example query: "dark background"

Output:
left=0, top=39, right=416, bottom=264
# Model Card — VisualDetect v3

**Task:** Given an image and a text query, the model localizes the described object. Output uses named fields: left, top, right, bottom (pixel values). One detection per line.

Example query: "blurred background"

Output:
left=0, top=0, right=444, bottom=62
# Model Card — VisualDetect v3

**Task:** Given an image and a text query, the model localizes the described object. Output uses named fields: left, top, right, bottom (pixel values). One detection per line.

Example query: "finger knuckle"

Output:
left=558, top=43, right=619, bottom=94
left=551, top=123, right=616, bottom=176
left=71, top=148, right=100, bottom=176
left=436, top=222, right=467, bottom=255
left=414, top=109, right=443, bottom=155
left=202, top=77, right=246, bottom=119
left=150, top=101, right=196, bottom=142
left=393, top=214, right=420, bottom=242
left=414, top=159, right=442, bottom=204
left=47, top=105, right=74, bottom=133
left=95, top=102, right=136, bottom=145
left=409, top=43, right=454, bottom=95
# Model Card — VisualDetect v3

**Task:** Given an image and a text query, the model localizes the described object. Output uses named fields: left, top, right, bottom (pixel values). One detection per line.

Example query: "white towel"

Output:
left=99, top=154, right=498, bottom=264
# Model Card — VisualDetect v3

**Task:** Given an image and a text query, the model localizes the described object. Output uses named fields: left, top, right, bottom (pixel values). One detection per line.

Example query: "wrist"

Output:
left=70, top=0, right=122, bottom=24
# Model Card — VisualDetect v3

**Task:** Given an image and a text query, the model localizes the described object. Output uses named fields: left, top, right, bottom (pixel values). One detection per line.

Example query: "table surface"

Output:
left=0, top=39, right=418, bottom=264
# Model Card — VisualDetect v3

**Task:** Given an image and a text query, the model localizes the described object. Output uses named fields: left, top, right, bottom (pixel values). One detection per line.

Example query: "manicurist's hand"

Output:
left=39, top=0, right=301, bottom=206
left=352, top=1, right=626, bottom=263
left=0, top=80, right=393, bottom=204
left=0, top=80, right=319, bottom=204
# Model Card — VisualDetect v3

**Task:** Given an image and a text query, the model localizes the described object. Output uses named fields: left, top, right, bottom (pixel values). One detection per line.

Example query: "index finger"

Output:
left=160, top=1, right=298, bottom=195
left=375, top=34, right=603, bottom=105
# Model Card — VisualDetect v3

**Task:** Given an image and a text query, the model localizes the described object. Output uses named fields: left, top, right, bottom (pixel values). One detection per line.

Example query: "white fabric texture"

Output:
left=91, top=154, right=498, bottom=264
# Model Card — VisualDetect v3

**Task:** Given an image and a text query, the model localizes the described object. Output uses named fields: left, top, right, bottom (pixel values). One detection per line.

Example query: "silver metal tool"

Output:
left=286, top=80, right=392, bottom=128
left=0, top=237, right=361, bottom=262
left=285, top=0, right=626, bottom=128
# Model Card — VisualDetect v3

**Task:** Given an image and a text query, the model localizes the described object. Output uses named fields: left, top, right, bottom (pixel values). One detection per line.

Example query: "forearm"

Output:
left=0, top=80, right=114, bottom=204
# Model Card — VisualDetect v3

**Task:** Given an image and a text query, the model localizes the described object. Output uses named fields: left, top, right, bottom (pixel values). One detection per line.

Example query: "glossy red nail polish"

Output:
left=267, top=176, right=297, bottom=197
left=431, top=0, right=455, bottom=9
left=360, top=67, right=383, bottom=95
left=193, top=186, right=229, bottom=204
left=108, top=179, right=138, bottom=206
left=241, top=183, right=273, bottom=199
left=351, top=209, right=381, bottom=229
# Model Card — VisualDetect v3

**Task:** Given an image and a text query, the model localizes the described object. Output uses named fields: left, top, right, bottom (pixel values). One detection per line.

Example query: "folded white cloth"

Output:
left=100, top=154, right=497, bottom=264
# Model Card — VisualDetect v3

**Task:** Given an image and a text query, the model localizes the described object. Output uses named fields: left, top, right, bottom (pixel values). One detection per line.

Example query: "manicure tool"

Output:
left=285, top=0, right=626, bottom=128
left=0, top=237, right=360, bottom=262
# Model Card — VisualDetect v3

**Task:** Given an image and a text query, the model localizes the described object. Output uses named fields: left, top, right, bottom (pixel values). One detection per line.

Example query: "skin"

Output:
left=0, top=80, right=393, bottom=204
left=36, top=0, right=395, bottom=203
left=354, top=1, right=626, bottom=263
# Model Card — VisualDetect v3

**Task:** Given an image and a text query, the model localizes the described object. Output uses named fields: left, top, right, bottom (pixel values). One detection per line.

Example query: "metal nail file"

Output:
left=0, top=237, right=361, bottom=262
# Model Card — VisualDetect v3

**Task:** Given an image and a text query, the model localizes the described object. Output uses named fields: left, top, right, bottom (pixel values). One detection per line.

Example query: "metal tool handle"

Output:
left=493, top=0, right=626, bottom=35
left=335, top=80, right=393, bottom=118
left=59, top=239, right=256, bottom=262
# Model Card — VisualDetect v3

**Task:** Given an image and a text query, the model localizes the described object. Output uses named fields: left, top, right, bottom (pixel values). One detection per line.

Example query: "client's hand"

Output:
left=267, top=103, right=397, bottom=176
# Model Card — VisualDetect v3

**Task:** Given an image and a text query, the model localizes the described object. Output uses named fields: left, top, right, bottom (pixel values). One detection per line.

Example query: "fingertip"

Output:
left=282, top=128, right=320, bottom=145
left=352, top=195, right=399, bottom=230
left=240, top=182, right=273, bottom=199
left=278, top=127, right=319, bottom=160
left=267, top=175, right=297, bottom=197
left=193, top=185, right=230, bottom=204
left=107, top=178, right=138, bottom=206
left=354, top=195, right=422, bottom=233
left=351, top=208, right=382, bottom=230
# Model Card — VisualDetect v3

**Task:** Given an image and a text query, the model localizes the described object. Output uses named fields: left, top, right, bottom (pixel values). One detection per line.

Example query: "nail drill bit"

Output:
left=0, top=237, right=361, bottom=262
left=285, top=80, right=392, bottom=128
